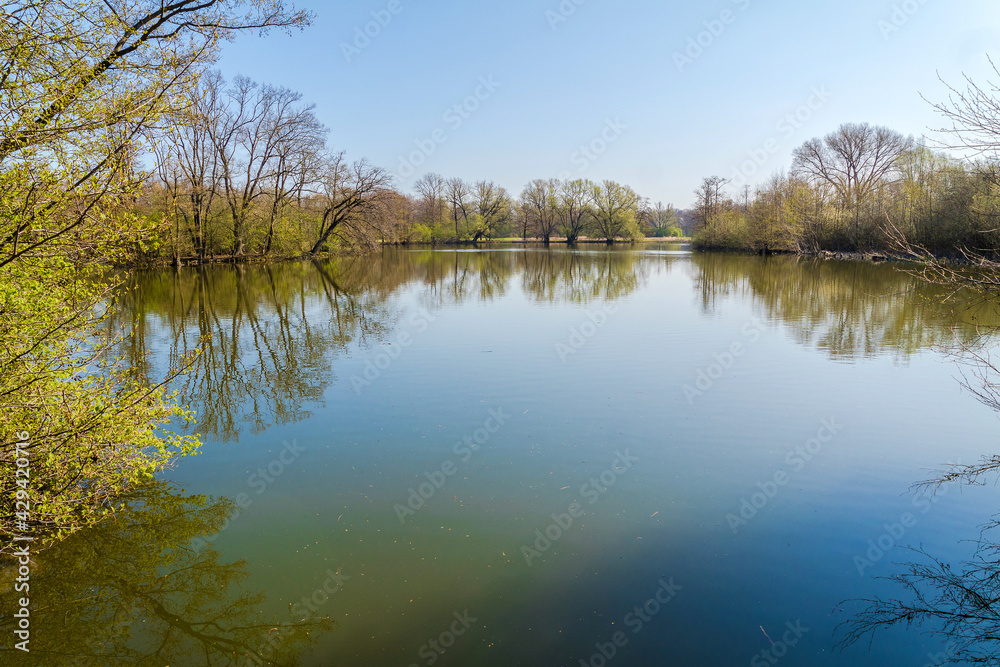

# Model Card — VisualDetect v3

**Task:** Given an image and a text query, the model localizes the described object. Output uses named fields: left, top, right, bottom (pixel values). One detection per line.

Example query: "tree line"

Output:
left=138, top=72, right=684, bottom=262
left=692, top=116, right=1000, bottom=257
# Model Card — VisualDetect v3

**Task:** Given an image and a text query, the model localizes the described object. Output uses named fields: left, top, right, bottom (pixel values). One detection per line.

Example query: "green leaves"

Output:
left=0, top=0, right=312, bottom=554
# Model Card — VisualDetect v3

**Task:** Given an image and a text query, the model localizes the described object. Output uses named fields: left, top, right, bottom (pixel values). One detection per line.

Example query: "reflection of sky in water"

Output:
left=91, top=247, right=1000, bottom=665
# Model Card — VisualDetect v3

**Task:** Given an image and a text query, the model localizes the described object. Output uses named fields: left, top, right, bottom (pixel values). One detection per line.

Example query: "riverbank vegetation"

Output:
left=94, top=64, right=1000, bottom=263
left=692, top=69, right=1000, bottom=257
left=131, top=69, right=685, bottom=260
left=144, top=90, right=682, bottom=260
left=0, top=0, right=311, bottom=554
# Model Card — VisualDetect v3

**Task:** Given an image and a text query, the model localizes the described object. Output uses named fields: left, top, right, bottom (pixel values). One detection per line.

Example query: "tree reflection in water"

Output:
left=0, top=483, right=332, bottom=666
left=109, top=247, right=653, bottom=442
left=838, top=351, right=1000, bottom=662
left=99, top=246, right=1000, bottom=662
left=115, top=249, right=996, bottom=441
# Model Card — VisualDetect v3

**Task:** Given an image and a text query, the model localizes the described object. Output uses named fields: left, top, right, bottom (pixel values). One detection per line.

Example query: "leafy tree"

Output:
left=0, top=0, right=311, bottom=553
left=469, top=180, right=512, bottom=243
left=590, top=180, right=643, bottom=243
left=558, top=178, right=595, bottom=244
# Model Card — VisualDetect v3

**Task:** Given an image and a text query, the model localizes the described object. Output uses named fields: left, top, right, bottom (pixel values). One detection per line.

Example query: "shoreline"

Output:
left=131, top=237, right=694, bottom=267
left=127, top=240, right=969, bottom=269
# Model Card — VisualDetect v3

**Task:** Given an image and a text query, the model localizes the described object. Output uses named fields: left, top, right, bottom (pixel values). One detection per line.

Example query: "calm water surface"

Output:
left=25, top=245, right=1000, bottom=665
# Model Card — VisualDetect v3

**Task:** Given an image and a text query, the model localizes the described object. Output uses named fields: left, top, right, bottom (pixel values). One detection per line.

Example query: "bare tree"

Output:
left=309, top=152, right=392, bottom=254
left=792, top=122, right=912, bottom=244
left=693, top=176, right=729, bottom=232
left=521, top=178, right=560, bottom=243
left=445, top=177, right=472, bottom=240
left=514, top=198, right=529, bottom=240
left=371, top=189, right=414, bottom=243
left=152, top=71, right=325, bottom=259
left=923, top=57, right=1000, bottom=165
left=260, top=97, right=326, bottom=254
left=153, top=72, right=228, bottom=261
left=211, top=76, right=324, bottom=255
left=414, top=172, right=447, bottom=231
left=647, top=201, right=680, bottom=235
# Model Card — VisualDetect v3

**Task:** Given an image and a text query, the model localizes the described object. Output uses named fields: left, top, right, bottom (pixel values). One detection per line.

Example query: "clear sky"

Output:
left=215, top=0, right=1000, bottom=209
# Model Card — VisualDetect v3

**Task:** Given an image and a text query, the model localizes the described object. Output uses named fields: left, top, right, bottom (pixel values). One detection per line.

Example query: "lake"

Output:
left=28, top=245, right=1000, bottom=665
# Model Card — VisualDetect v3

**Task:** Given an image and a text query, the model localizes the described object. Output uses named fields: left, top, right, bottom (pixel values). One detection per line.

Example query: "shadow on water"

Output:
left=0, top=483, right=332, bottom=666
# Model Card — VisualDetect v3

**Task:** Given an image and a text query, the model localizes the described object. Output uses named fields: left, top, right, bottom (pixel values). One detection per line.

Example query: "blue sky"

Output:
left=216, top=0, right=1000, bottom=208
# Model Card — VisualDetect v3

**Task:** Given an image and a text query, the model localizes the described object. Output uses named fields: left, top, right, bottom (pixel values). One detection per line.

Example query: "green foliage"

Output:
left=590, top=180, right=643, bottom=243
left=408, top=223, right=434, bottom=243
left=650, top=225, right=684, bottom=238
left=0, top=0, right=310, bottom=552
left=0, top=256, right=201, bottom=551
left=694, top=142, right=1000, bottom=256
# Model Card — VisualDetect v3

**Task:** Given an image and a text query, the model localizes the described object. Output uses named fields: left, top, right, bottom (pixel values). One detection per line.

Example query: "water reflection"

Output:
left=82, top=247, right=1000, bottom=665
left=358, top=247, right=649, bottom=304
left=108, top=248, right=1000, bottom=443
left=111, top=259, right=398, bottom=441
left=515, top=248, right=647, bottom=304
left=690, top=253, right=994, bottom=359
left=836, top=340, right=1000, bottom=662
left=839, top=541, right=1000, bottom=663
left=837, top=456, right=1000, bottom=662
left=0, top=484, right=332, bottom=666
left=111, top=247, right=655, bottom=441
